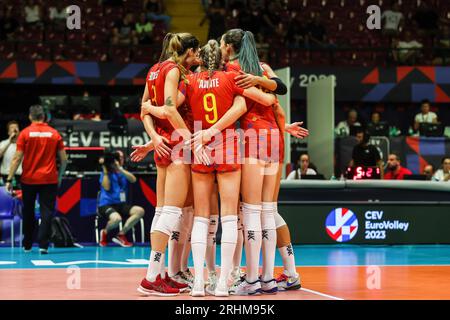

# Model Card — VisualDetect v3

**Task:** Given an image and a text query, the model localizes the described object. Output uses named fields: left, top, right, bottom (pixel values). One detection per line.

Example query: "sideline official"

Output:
left=6, top=105, right=67, bottom=254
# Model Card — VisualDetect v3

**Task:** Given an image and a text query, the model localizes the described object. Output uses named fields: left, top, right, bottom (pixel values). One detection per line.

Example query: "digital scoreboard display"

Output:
left=346, top=166, right=381, bottom=180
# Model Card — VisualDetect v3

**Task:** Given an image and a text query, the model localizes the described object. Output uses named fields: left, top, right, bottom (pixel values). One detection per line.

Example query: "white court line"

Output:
left=301, top=287, right=344, bottom=300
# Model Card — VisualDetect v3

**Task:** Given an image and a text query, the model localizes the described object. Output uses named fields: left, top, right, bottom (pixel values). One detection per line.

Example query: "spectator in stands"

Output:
left=305, top=12, right=329, bottom=48
left=433, top=25, right=450, bottom=65
left=24, top=0, right=43, bottom=27
left=48, top=3, right=67, bottom=30
left=200, top=0, right=227, bottom=41
left=144, top=0, right=171, bottom=30
left=239, top=0, right=262, bottom=35
left=423, top=164, right=435, bottom=181
left=112, top=12, right=138, bottom=46
left=72, top=91, right=102, bottom=121
left=98, top=151, right=145, bottom=247
left=135, top=13, right=154, bottom=45
left=335, top=109, right=362, bottom=137
left=350, top=130, right=383, bottom=177
left=5, top=105, right=67, bottom=254
left=369, top=112, right=381, bottom=126
left=261, top=0, right=283, bottom=37
left=433, top=157, right=450, bottom=182
left=255, top=33, right=270, bottom=62
left=286, top=154, right=317, bottom=180
left=413, top=1, right=439, bottom=36
left=381, top=2, right=404, bottom=36
left=384, top=153, right=412, bottom=180
left=287, top=13, right=307, bottom=48
left=414, top=99, right=438, bottom=132
left=393, top=31, right=423, bottom=65
left=0, top=121, right=22, bottom=184
left=0, top=7, right=19, bottom=41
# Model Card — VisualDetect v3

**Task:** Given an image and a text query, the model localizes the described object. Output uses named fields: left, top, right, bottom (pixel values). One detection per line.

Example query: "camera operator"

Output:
left=98, top=150, right=145, bottom=247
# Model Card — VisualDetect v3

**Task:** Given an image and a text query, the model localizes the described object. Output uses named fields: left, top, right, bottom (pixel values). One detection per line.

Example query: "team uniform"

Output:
left=225, top=61, right=281, bottom=163
left=180, top=70, right=244, bottom=173
left=146, top=60, right=191, bottom=166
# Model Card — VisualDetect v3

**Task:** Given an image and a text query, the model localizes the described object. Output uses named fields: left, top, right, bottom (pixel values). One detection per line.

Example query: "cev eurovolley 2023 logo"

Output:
left=325, top=208, right=359, bottom=242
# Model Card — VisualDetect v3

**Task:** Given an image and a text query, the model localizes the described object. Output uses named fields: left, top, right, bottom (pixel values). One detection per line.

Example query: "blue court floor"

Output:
left=1, top=244, right=450, bottom=269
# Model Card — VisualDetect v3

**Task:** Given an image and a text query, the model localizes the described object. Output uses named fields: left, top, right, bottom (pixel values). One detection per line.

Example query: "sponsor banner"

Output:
left=2, top=61, right=450, bottom=102
left=280, top=204, right=450, bottom=244
left=51, top=119, right=150, bottom=149
left=290, top=66, right=450, bottom=102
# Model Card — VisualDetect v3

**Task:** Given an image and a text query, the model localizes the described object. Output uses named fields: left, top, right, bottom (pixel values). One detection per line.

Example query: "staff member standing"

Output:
left=6, top=105, right=67, bottom=254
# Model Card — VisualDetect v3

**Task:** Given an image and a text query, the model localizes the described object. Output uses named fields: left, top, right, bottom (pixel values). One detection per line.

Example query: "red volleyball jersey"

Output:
left=224, top=61, right=278, bottom=130
left=181, top=71, right=244, bottom=131
left=145, top=60, right=179, bottom=135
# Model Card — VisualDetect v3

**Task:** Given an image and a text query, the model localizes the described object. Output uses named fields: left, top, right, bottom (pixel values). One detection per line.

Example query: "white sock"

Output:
left=168, top=213, right=183, bottom=277
left=233, top=208, right=244, bottom=270
left=191, top=216, right=209, bottom=285
left=181, top=207, right=194, bottom=271
left=206, top=215, right=219, bottom=273
left=175, top=207, right=192, bottom=274
left=148, top=207, right=164, bottom=281
left=159, top=253, right=166, bottom=278
left=261, top=202, right=277, bottom=282
left=242, top=203, right=262, bottom=283
left=279, top=244, right=297, bottom=277
left=146, top=250, right=164, bottom=282
left=218, top=215, right=238, bottom=285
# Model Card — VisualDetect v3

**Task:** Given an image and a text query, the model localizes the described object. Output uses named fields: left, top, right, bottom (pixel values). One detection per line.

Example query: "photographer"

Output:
left=98, top=150, right=145, bottom=247
left=0, top=121, right=22, bottom=185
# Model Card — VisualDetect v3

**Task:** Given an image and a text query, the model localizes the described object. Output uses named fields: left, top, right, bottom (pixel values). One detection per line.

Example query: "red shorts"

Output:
left=242, top=126, right=281, bottom=163
left=191, top=135, right=241, bottom=174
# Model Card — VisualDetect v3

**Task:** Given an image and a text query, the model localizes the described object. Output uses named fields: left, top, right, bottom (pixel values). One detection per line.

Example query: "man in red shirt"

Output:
left=384, top=153, right=412, bottom=180
left=6, top=105, right=67, bottom=254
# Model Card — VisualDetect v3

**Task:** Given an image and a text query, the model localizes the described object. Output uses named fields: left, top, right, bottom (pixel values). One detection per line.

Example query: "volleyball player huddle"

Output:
left=132, top=29, right=309, bottom=297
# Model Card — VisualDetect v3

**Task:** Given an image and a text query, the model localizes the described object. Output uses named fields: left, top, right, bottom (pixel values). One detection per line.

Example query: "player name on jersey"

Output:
left=199, top=78, right=220, bottom=89
left=148, top=70, right=160, bottom=81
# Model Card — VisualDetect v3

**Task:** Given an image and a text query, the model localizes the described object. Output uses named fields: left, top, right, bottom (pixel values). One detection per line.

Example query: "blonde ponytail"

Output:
left=165, top=32, right=199, bottom=80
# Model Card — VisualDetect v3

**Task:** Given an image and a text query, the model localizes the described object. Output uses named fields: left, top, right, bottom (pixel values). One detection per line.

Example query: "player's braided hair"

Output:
left=200, top=39, right=222, bottom=78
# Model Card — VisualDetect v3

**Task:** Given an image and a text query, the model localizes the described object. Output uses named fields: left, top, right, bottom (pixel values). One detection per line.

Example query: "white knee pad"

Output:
left=150, top=207, right=163, bottom=233
left=274, top=210, right=287, bottom=229
left=208, top=215, right=219, bottom=237
left=242, top=203, right=262, bottom=232
left=261, top=202, right=277, bottom=230
left=221, top=215, right=238, bottom=244
left=190, top=216, right=209, bottom=245
left=154, top=206, right=183, bottom=236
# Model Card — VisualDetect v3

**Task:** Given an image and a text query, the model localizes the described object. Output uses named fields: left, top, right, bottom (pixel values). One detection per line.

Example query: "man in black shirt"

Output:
left=350, top=130, right=384, bottom=178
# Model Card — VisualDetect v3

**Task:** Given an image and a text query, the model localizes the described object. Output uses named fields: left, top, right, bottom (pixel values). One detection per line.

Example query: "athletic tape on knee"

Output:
left=154, top=206, right=183, bottom=236
left=242, top=203, right=262, bottom=232
left=190, top=217, right=209, bottom=245
left=262, top=202, right=277, bottom=230
left=221, top=215, right=238, bottom=244
left=150, top=207, right=163, bottom=233
left=274, top=210, right=287, bottom=229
